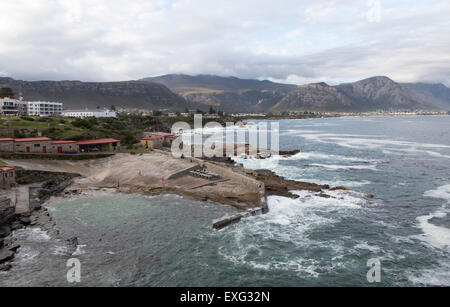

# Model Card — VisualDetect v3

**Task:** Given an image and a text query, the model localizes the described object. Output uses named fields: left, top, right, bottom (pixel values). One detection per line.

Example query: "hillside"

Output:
left=1, top=75, right=448, bottom=113
left=272, top=76, right=436, bottom=112
left=140, top=74, right=296, bottom=112
left=402, top=83, right=450, bottom=110
left=0, top=77, right=187, bottom=111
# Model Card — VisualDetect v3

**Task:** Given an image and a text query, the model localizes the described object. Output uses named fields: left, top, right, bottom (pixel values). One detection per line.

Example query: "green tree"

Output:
left=111, top=105, right=116, bottom=111
left=0, top=87, right=15, bottom=98
left=209, top=106, right=216, bottom=114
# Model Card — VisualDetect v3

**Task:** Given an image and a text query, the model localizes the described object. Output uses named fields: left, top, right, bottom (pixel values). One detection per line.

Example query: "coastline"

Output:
left=1, top=148, right=373, bottom=270
left=239, top=112, right=449, bottom=122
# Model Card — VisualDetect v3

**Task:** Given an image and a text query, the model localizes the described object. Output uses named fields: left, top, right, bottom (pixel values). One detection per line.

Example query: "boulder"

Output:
left=0, top=248, right=14, bottom=264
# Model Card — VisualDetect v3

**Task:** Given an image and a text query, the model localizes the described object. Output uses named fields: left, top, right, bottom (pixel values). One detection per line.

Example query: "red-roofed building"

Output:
left=14, top=137, right=52, bottom=153
left=140, top=136, right=162, bottom=150
left=145, top=132, right=176, bottom=147
left=77, top=138, right=120, bottom=152
left=51, top=141, right=78, bottom=154
left=0, top=166, right=15, bottom=188
left=0, top=138, right=14, bottom=152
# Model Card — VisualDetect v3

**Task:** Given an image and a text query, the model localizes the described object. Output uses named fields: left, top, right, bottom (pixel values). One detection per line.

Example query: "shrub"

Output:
left=20, top=116, right=35, bottom=121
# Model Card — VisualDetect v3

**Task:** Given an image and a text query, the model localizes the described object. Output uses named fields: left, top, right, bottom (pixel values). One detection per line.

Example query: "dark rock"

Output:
left=0, top=248, right=14, bottom=264
left=318, top=193, right=331, bottom=198
left=0, top=226, right=11, bottom=238
left=8, top=244, right=20, bottom=252
left=10, top=221, right=23, bottom=231
left=330, top=186, right=352, bottom=191
left=66, top=237, right=79, bottom=255
left=20, top=217, right=31, bottom=225
left=247, top=169, right=328, bottom=194
left=279, top=149, right=300, bottom=156
left=0, top=264, right=12, bottom=271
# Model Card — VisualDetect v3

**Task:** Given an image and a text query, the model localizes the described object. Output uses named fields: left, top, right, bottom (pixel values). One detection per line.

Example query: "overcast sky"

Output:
left=0, top=0, right=449, bottom=85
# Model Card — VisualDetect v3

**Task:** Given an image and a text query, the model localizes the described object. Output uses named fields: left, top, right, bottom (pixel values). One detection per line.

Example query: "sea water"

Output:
left=1, top=115, right=449, bottom=286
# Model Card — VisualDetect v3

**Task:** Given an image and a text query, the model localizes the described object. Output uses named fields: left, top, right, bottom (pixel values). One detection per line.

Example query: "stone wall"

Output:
left=0, top=141, right=14, bottom=152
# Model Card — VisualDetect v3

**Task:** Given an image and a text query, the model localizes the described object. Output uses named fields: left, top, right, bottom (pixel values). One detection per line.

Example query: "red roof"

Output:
left=150, top=132, right=175, bottom=137
left=0, top=138, right=14, bottom=142
left=141, top=137, right=156, bottom=141
left=77, top=138, right=120, bottom=145
left=51, top=141, right=77, bottom=144
left=14, top=137, right=52, bottom=142
left=0, top=166, right=14, bottom=172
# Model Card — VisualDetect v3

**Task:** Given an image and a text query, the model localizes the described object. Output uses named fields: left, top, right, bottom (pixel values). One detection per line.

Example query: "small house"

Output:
left=0, top=166, right=15, bottom=188
left=141, top=137, right=162, bottom=150
left=0, top=138, right=14, bottom=152
left=146, top=132, right=175, bottom=147
left=77, top=138, right=120, bottom=152
left=51, top=141, right=79, bottom=154
left=14, top=137, right=52, bottom=153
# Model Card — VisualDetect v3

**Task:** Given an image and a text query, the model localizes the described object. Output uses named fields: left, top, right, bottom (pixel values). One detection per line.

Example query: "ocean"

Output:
left=1, top=115, right=449, bottom=286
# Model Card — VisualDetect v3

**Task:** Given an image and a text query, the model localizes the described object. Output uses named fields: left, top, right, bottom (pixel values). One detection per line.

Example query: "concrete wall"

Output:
left=141, top=138, right=162, bottom=150
left=165, top=164, right=202, bottom=180
left=0, top=170, right=15, bottom=188
left=0, top=141, right=14, bottom=152
left=146, top=134, right=172, bottom=147
left=51, top=143, right=79, bottom=153
left=15, top=141, right=52, bottom=153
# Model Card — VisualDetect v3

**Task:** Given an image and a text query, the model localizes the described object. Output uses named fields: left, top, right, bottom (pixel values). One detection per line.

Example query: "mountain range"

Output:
left=0, top=77, right=186, bottom=110
left=1, top=75, right=449, bottom=113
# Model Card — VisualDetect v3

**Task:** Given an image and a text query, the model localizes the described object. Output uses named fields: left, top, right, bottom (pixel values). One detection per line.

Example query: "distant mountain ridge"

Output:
left=0, top=77, right=187, bottom=110
left=140, top=74, right=297, bottom=112
left=273, top=76, right=430, bottom=112
left=402, top=82, right=450, bottom=110
left=141, top=74, right=449, bottom=112
left=1, top=75, right=449, bottom=113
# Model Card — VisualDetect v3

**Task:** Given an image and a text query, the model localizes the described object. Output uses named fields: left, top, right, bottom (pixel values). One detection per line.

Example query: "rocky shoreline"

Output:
left=0, top=169, right=80, bottom=271
left=1, top=151, right=375, bottom=271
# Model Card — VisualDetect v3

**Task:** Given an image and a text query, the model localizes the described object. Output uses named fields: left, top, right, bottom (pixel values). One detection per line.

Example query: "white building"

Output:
left=0, top=98, right=21, bottom=116
left=24, top=101, right=63, bottom=116
left=62, top=109, right=117, bottom=119
left=0, top=98, right=63, bottom=117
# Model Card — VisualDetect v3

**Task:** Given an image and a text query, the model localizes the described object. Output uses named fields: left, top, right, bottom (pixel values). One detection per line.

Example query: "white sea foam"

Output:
left=13, top=246, right=40, bottom=264
left=52, top=245, right=69, bottom=256
left=424, top=184, right=450, bottom=201
left=408, top=259, right=450, bottom=286
left=11, top=228, right=51, bottom=242
left=354, top=242, right=382, bottom=253
left=309, top=163, right=378, bottom=171
left=216, top=189, right=366, bottom=277
left=294, top=131, right=450, bottom=159
left=414, top=185, right=450, bottom=252
left=72, top=244, right=87, bottom=256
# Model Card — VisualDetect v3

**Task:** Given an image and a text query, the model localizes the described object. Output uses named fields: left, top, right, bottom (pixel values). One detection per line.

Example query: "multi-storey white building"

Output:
left=62, top=109, right=117, bottom=119
left=0, top=98, right=63, bottom=117
left=25, top=101, right=63, bottom=116
left=0, top=98, right=21, bottom=116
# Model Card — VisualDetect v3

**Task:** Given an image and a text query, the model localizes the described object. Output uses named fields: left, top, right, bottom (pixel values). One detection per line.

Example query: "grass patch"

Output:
left=125, top=147, right=149, bottom=153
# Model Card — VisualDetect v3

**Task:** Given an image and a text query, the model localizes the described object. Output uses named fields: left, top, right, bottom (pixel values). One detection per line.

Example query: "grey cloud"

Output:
left=0, top=0, right=448, bottom=86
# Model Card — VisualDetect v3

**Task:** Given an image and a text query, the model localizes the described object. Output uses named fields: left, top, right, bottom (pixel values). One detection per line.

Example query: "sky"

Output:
left=0, top=0, right=449, bottom=85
